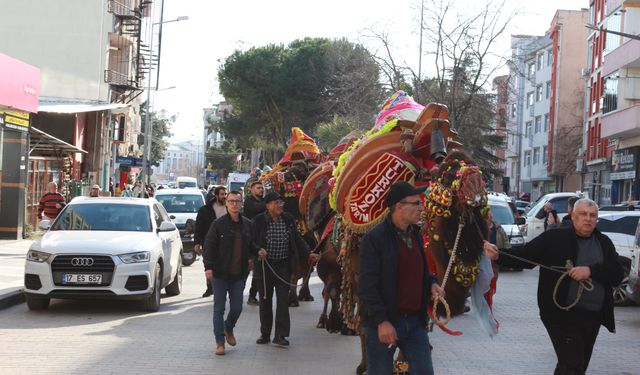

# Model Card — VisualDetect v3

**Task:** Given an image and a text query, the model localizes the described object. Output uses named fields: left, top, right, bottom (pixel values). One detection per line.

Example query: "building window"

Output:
left=528, top=63, right=535, bottom=79
left=525, top=121, right=532, bottom=137
left=546, top=81, right=551, bottom=99
left=537, top=54, right=544, bottom=70
left=536, top=85, right=543, bottom=102
left=602, top=75, right=618, bottom=114
left=511, top=103, right=517, bottom=118
left=533, top=147, right=540, bottom=165
left=534, top=116, right=542, bottom=133
left=543, top=145, right=548, bottom=164
left=527, top=92, right=534, bottom=107
left=604, top=12, right=622, bottom=55
left=525, top=151, right=531, bottom=166
left=547, top=49, right=552, bottom=66
left=544, top=113, right=550, bottom=132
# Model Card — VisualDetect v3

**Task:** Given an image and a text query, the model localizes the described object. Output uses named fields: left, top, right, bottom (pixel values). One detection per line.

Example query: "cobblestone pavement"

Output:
left=0, top=256, right=638, bottom=375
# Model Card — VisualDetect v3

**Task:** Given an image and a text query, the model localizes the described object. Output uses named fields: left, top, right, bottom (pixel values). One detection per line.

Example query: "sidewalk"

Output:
left=0, top=239, right=33, bottom=309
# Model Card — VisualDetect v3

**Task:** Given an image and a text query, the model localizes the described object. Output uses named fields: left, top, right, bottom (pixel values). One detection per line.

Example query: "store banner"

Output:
left=611, top=147, right=640, bottom=180
left=0, top=53, right=40, bottom=113
left=0, top=109, right=30, bottom=132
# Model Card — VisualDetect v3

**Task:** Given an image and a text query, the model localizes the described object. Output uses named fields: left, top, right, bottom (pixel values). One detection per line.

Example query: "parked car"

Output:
left=176, top=176, right=198, bottom=189
left=24, top=197, right=182, bottom=311
left=154, top=188, right=206, bottom=266
left=597, top=211, right=640, bottom=305
left=523, top=192, right=581, bottom=242
left=488, top=195, right=526, bottom=248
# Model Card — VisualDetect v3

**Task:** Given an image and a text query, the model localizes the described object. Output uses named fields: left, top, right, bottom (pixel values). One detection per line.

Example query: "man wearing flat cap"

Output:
left=252, top=191, right=319, bottom=346
left=89, top=184, right=101, bottom=197
left=359, top=181, right=443, bottom=374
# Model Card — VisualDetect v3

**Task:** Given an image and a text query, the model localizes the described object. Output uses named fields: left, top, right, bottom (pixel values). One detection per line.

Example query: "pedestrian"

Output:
left=203, top=190, right=256, bottom=356
left=484, top=198, right=624, bottom=375
left=252, top=191, right=319, bottom=346
left=358, top=181, right=443, bottom=374
left=37, top=181, right=66, bottom=220
left=132, top=181, right=144, bottom=198
left=121, top=184, right=133, bottom=197
left=539, top=202, right=559, bottom=231
left=243, top=180, right=266, bottom=306
left=194, top=186, right=228, bottom=298
left=561, top=196, right=579, bottom=228
left=89, top=184, right=101, bottom=197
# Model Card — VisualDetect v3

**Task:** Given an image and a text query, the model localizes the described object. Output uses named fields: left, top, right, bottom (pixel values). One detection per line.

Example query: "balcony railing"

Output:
left=105, top=69, right=134, bottom=87
left=108, top=0, right=140, bottom=19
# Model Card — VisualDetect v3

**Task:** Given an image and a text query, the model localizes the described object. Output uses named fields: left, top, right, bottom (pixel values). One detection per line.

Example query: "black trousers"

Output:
left=542, top=311, right=601, bottom=375
left=249, top=275, right=258, bottom=298
left=257, top=258, right=291, bottom=338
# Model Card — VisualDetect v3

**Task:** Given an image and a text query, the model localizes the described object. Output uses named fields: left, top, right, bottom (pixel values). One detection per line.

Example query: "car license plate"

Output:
left=61, top=273, right=102, bottom=284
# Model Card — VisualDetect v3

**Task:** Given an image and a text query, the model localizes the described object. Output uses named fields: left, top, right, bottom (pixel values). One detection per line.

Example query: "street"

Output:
left=0, top=256, right=639, bottom=375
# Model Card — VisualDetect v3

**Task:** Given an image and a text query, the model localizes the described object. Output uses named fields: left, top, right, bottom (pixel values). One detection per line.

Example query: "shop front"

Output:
left=0, top=53, right=40, bottom=239
left=610, top=147, right=640, bottom=204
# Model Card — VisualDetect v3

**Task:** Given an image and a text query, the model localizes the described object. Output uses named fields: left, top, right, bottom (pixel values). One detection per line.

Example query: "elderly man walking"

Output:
left=37, top=182, right=66, bottom=220
left=203, top=190, right=256, bottom=356
left=485, top=198, right=624, bottom=375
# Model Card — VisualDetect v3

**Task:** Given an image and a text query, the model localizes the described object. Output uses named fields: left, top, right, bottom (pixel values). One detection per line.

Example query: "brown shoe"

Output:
left=215, top=343, right=225, bottom=355
left=224, top=330, right=237, bottom=346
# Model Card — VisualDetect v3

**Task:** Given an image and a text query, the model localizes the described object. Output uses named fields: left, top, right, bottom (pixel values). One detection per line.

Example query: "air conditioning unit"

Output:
left=576, top=159, right=584, bottom=172
left=581, top=68, right=590, bottom=77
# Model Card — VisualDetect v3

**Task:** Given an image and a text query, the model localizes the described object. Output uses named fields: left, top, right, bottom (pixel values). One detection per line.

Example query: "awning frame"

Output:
left=29, top=126, right=87, bottom=155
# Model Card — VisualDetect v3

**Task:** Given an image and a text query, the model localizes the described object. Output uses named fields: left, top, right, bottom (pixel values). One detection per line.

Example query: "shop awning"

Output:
left=29, top=126, right=87, bottom=154
left=37, top=102, right=129, bottom=114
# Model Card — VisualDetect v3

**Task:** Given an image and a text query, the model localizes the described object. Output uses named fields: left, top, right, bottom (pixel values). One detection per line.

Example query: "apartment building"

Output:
left=595, top=0, right=640, bottom=204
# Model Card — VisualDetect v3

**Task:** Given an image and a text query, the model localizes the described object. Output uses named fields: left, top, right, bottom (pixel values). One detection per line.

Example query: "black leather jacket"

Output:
left=203, top=214, right=258, bottom=279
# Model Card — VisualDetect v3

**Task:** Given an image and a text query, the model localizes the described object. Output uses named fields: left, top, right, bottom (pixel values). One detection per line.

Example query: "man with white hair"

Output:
left=484, top=198, right=625, bottom=375
left=37, top=181, right=66, bottom=220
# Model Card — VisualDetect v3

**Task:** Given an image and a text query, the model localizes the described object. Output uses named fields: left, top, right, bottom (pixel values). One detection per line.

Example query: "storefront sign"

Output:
left=0, top=110, right=30, bottom=132
left=611, top=147, right=639, bottom=180
left=116, top=156, right=143, bottom=167
left=0, top=53, right=40, bottom=113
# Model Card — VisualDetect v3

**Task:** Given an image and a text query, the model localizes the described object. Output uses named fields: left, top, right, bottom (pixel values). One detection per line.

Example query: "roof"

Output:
left=38, top=98, right=129, bottom=114
left=153, top=188, right=204, bottom=196
left=69, top=197, right=155, bottom=205
left=30, top=126, right=87, bottom=154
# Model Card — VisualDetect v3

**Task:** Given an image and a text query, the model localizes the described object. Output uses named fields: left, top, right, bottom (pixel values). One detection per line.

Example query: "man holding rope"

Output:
left=359, top=181, right=444, bottom=375
left=252, top=192, right=319, bottom=346
left=484, top=198, right=624, bottom=375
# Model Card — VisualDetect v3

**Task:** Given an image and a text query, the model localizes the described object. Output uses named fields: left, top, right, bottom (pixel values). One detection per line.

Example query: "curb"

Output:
left=0, top=289, right=25, bottom=310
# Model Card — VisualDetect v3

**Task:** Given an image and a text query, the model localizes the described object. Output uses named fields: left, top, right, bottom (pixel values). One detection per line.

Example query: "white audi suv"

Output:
left=24, top=197, right=183, bottom=312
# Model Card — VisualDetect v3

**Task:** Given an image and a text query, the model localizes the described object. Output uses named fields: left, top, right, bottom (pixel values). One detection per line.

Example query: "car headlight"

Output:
left=27, top=249, right=51, bottom=263
left=510, top=236, right=525, bottom=245
left=119, top=251, right=151, bottom=264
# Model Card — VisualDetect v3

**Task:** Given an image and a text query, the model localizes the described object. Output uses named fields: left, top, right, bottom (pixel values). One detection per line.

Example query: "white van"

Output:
left=176, top=176, right=197, bottom=189
left=226, top=172, right=251, bottom=192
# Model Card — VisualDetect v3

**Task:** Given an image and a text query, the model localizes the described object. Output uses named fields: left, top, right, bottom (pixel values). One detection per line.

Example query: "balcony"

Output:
left=603, top=37, right=640, bottom=76
left=601, top=104, right=640, bottom=138
left=108, top=0, right=141, bottom=19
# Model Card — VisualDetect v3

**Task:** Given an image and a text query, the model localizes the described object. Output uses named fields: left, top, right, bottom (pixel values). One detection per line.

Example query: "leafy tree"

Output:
left=140, top=102, right=174, bottom=166
left=315, top=115, right=364, bottom=152
left=216, top=37, right=382, bottom=150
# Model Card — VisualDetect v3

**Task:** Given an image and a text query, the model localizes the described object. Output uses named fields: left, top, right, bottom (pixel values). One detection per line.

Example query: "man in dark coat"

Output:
left=561, top=196, right=579, bottom=228
left=252, top=192, right=319, bottom=346
left=194, top=187, right=226, bottom=297
left=243, top=180, right=266, bottom=305
left=485, top=198, right=624, bottom=375
left=358, top=181, right=443, bottom=375
left=203, top=190, right=258, bottom=355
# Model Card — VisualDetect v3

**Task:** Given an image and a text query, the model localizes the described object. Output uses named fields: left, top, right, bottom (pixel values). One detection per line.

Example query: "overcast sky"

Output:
left=152, top=0, right=587, bottom=144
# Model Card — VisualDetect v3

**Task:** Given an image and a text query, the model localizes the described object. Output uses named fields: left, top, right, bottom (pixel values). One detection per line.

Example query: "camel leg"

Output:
left=298, top=265, right=314, bottom=301
left=317, top=285, right=329, bottom=329
left=289, top=274, right=300, bottom=307
left=326, top=284, right=343, bottom=333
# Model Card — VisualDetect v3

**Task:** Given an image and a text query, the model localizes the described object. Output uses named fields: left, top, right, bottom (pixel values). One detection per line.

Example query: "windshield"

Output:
left=51, top=204, right=151, bottom=232
left=491, top=204, right=515, bottom=225
left=156, top=194, right=203, bottom=213
left=178, top=181, right=197, bottom=189
left=597, top=216, right=640, bottom=236
left=229, top=182, right=245, bottom=192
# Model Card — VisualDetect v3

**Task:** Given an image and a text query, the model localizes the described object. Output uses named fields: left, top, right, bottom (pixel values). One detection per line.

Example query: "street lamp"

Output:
left=140, top=16, right=188, bottom=190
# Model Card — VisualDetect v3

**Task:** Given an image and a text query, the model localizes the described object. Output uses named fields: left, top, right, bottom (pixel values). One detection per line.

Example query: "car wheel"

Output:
left=182, top=251, right=196, bottom=267
left=165, top=257, right=182, bottom=296
left=26, top=294, right=50, bottom=310
left=613, top=258, right=632, bottom=306
left=141, top=263, right=162, bottom=312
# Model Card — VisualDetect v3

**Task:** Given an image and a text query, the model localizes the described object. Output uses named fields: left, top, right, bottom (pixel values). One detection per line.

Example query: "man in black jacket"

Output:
left=485, top=198, right=624, bottom=375
left=359, top=181, right=443, bottom=375
left=252, top=192, right=319, bottom=346
left=203, top=190, right=257, bottom=355
left=194, top=188, right=226, bottom=297
left=243, top=180, right=266, bottom=305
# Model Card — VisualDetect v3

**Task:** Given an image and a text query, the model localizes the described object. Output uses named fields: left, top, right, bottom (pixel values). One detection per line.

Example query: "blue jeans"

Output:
left=364, top=314, right=434, bottom=375
left=212, top=277, right=245, bottom=344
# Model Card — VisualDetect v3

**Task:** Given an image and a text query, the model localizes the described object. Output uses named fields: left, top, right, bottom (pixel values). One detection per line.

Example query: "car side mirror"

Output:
left=38, top=220, right=52, bottom=230
left=515, top=217, right=526, bottom=225
left=158, top=221, right=177, bottom=232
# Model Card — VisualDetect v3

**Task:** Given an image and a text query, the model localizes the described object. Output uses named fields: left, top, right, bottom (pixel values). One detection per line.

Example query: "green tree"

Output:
left=315, top=115, right=364, bottom=152
left=216, top=37, right=382, bottom=150
left=140, top=102, right=174, bottom=166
